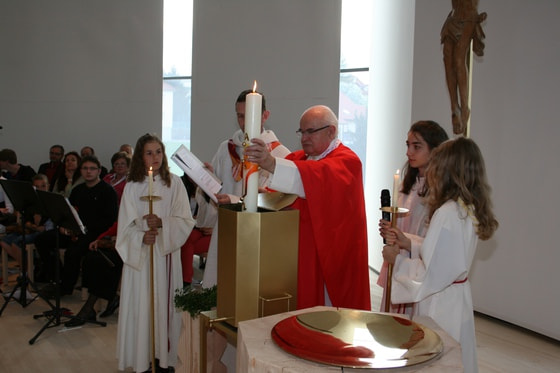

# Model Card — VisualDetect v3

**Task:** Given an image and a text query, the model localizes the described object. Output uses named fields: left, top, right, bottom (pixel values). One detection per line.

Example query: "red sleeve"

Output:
left=96, top=220, right=118, bottom=240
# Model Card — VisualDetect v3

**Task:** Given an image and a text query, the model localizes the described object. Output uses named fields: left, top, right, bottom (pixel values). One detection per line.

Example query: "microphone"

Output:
left=380, top=189, right=391, bottom=244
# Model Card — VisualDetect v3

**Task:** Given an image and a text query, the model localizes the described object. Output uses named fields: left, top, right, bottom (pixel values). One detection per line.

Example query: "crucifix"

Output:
left=441, top=0, right=487, bottom=136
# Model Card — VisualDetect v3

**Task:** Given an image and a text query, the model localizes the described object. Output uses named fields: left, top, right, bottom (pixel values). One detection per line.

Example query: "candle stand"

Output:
left=380, top=206, right=409, bottom=313
left=140, top=194, right=161, bottom=373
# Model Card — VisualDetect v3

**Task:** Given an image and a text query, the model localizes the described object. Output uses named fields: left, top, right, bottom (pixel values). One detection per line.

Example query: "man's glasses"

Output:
left=296, top=125, right=330, bottom=137
left=81, top=166, right=99, bottom=171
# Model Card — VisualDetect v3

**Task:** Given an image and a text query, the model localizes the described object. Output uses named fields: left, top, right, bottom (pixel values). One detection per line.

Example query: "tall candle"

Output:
left=148, top=167, right=153, bottom=197
left=244, top=81, right=261, bottom=212
left=392, top=169, right=400, bottom=207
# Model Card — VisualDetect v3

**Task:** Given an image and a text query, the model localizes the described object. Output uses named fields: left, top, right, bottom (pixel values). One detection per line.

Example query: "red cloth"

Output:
left=287, top=145, right=370, bottom=310
left=180, top=228, right=211, bottom=283
left=103, top=173, right=126, bottom=205
left=96, top=221, right=118, bottom=240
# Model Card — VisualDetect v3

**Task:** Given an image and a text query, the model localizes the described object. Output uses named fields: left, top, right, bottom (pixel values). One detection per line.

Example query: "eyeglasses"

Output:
left=296, top=125, right=330, bottom=137
left=81, top=166, right=99, bottom=171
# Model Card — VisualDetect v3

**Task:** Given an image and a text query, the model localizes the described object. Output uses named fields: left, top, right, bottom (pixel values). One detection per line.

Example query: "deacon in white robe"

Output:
left=390, top=199, right=479, bottom=373
left=202, top=129, right=290, bottom=287
left=116, top=173, right=195, bottom=372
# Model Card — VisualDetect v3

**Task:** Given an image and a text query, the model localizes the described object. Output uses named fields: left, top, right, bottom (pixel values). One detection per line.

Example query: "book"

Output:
left=171, top=145, right=222, bottom=203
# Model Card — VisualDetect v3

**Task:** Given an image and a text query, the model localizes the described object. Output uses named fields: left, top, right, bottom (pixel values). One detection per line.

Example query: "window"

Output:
left=162, top=0, right=193, bottom=175
left=339, top=0, right=372, bottom=168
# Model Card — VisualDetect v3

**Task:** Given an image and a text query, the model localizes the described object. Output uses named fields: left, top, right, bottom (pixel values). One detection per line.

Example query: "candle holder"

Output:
left=379, top=206, right=409, bottom=313
left=139, top=195, right=162, bottom=203
left=140, top=194, right=161, bottom=373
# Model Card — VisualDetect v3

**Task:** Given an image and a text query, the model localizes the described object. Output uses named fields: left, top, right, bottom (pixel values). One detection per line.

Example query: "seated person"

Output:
left=0, top=149, right=36, bottom=182
left=0, top=174, right=53, bottom=269
left=51, top=151, right=84, bottom=198
left=180, top=186, right=216, bottom=286
left=80, top=146, right=108, bottom=178
left=38, top=145, right=65, bottom=188
left=37, top=156, right=118, bottom=297
left=103, top=151, right=130, bottom=204
left=64, top=221, right=123, bottom=327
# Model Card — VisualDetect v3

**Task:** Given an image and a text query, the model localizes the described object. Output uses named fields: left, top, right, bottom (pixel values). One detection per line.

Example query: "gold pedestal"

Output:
left=217, top=204, right=299, bottom=327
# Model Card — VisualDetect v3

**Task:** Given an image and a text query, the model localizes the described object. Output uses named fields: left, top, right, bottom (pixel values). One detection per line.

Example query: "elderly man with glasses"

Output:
left=246, top=105, right=370, bottom=311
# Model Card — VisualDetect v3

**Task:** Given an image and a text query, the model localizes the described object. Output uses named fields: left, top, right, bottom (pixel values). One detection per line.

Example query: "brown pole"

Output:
left=149, top=196, right=156, bottom=373
left=384, top=214, right=398, bottom=312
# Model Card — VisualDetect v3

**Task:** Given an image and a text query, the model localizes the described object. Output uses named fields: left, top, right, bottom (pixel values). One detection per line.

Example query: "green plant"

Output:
left=174, top=285, right=217, bottom=318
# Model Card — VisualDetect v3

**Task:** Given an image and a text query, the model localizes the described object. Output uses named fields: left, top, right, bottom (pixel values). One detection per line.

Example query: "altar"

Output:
left=236, top=306, right=463, bottom=372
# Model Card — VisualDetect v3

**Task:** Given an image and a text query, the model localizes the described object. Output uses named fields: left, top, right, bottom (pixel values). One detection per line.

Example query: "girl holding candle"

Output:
left=378, top=120, right=448, bottom=315
left=116, top=133, right=195, bottom=373
left=382, top=136, right=498, bottom=373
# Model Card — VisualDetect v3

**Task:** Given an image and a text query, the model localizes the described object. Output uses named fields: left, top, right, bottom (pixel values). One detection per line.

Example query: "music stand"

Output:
left=0, top=180, right=41, bottom=313
left=29, top=190, right=106, bottom=345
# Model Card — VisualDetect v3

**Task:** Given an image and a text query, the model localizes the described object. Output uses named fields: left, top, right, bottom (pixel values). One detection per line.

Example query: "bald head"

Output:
left=298, top=105, right=338, bottom=156
left=300, top=105, right=338, bottom=133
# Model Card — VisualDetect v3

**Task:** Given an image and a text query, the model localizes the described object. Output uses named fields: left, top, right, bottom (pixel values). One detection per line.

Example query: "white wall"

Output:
left=190, top=0, right=341, bottom=162
left=412, top=0, right=560, bottom=340
left=0, top=0, right=163, bottom=169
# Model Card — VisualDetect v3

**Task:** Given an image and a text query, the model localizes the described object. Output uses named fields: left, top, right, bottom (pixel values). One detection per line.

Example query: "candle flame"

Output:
left=395, top=169, right=400, bottom=175
left=149, top=166, right=152, bottom=172
left=252, top=80, right=257, bottom=93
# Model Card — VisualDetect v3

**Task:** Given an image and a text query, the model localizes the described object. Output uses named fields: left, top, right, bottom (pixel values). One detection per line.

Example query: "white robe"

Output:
left=116, top=173, right=195, bottom=372
left=391, top=199, right=479, bottom=373
left=202, top=129, right=290, bottom=287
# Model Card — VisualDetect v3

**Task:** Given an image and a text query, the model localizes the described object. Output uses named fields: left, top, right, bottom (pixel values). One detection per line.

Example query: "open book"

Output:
left=171, top=145, right=222, bottom=203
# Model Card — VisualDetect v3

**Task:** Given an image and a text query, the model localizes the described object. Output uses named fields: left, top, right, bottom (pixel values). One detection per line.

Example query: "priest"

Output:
left=246, top=105, right=370, bottom=310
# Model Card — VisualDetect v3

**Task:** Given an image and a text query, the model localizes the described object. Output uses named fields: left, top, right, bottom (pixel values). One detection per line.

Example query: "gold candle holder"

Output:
left=140, top=195, right=161, bottom=373
left=380, top=206, right=409, bottom=313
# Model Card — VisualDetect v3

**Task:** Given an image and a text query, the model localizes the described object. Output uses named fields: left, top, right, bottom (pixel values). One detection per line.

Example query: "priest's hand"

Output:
left=245, top=138, right=276, bottom=173
left=382, top=244, right=400, bottom=264
left=143, top=229, right=158, bottom=245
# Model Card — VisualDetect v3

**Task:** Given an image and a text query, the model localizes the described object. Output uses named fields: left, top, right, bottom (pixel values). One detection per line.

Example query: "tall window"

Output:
left=339, top=0, right=372, bottom=168
left=162, top=0, right=193, bottom=175
left=162, top=1, right=371, bottom=172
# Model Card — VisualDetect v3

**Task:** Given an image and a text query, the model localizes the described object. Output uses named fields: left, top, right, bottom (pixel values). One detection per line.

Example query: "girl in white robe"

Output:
left=116, top=134, right=195, bottom=372
left=383, top=137, right=498, bottom=373
left=378, top=120, right=448, bottom=315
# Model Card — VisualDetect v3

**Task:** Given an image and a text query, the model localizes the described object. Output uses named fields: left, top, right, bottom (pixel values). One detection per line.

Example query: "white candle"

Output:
left=392, top=169, right=400, bottom=207
left=148, top=167, right=153, bottom=197
left=244, top=81, right=261, bottom=212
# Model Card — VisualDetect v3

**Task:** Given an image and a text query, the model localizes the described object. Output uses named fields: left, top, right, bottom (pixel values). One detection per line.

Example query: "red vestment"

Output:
left=287, top=144, right=370, bottom=310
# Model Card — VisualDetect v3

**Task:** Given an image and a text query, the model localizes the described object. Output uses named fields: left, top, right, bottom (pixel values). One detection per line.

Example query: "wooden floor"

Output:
left=0, top=262, right=559, bottom=372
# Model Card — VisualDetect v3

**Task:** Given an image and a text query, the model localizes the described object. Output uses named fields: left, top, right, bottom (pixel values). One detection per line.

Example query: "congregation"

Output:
left=0, top=142, right=209, bottom=318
